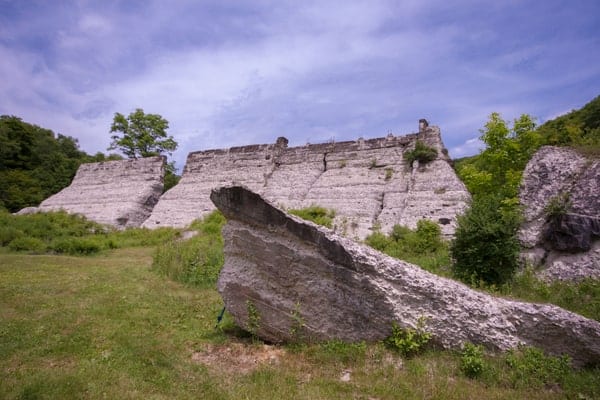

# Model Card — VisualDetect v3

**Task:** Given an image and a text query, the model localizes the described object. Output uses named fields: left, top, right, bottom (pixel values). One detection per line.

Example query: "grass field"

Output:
left=1, top=248, right=599, bottom=399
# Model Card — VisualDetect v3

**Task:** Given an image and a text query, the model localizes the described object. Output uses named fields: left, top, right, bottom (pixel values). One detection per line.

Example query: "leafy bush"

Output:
left=451, top=195, right=521, bottom=285
left=404, top=141, right=437, bottom=165
left=365, top=220, right=449, bottom=274
left=460, top=342, right=486, bottom=378
left=52, top=237, right=103, bottom=255
left=152, top=211, right=225, bottom=288
left=505, top=346, right=571, bottom=388
left=8, top=236, right=47, bottom=253
left=289, top=205, right=336, bottom=228
left=385, top=318, right=432, bottom=357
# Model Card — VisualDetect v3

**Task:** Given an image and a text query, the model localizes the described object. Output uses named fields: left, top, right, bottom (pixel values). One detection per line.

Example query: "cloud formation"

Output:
left=1, top=0, right=599, bottom=168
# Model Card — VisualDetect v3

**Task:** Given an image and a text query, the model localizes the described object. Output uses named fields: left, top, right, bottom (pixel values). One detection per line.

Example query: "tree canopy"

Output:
left=0, top=116, right=122, bottom=212
left=108, top=109, right=178, bottom=158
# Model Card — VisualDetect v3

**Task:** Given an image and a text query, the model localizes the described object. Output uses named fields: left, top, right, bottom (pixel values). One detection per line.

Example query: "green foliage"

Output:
left=404, top=141, right=438, bottom=165
left=288, top=302, right=306, bottom=342
left=0, top=210, right=180, bottom=255
left=502, top=269, right=600, bottom=321
left=456, top=113, right=540, bottom=199
left=7, top=236, right=47, bottom=253
left=152, top=211, right=225, bottom=287
left=246, top=300, right=261, bottom=340
left=537, top=94, right=600, bottom=150
left=365, top=220, right=449, bottom=274
left=385, top=318, right=432, bottom=357
left=460, top=343, right=486, bottom=378
left=313, top=340, right=367, bottom=364
left=109, top=108, right=178, bottom=158
left=0, top=116, right=91, bottom=212
left=544, top=192, right=572, bottom=220
left=451, top=194, right=521, bottom=285
left=289, top=205, right=336, bottom=228
left=505, top=346, right=571, bottom=389
left=163, top=161, right=180, bottom=193
left=384, top=168, right=393, bottom=181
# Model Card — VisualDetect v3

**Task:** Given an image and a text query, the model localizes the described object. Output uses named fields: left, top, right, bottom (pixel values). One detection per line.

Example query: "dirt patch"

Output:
left=191, top=341, right=286, bottom=374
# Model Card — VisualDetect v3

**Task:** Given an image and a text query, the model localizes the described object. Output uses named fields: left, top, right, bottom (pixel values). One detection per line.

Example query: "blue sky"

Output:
left=1, top=0, right=599, bottom=170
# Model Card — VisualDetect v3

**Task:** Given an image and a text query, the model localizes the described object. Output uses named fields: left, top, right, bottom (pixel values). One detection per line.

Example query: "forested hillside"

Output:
left=0, top=116, right=121, bottom=212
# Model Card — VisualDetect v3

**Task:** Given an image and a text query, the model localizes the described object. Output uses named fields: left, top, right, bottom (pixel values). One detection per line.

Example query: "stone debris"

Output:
left=519, top=146, right=600, bottom=281
left=144, top=122, right=470, bottom=239
left=17, top=156, right=165, bottom=228
left=212, top=185, right=600, bottom=367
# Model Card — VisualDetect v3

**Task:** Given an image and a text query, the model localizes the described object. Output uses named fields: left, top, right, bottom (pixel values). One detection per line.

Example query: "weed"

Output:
left=404, top=141, right=438, bottom=165
left=246, top=300, right=261, bottom=341
left=544, top=191, right=572, bottom=220
left=384, top=168, right=393, bottom=181
left=460, top=342, right=486, bottom=378
left=505, top=346, right=571, bottom=388
left=288, top=302, right=306, bottom=342
left=385, top=317, right=432, bottom=357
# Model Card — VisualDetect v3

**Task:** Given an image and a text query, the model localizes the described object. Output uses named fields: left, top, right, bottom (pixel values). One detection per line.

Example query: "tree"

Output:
left=108, top=109, right=178, bottom=158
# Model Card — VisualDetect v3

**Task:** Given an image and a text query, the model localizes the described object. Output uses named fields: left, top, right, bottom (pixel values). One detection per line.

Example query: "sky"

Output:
left=1, top=0, right=599, bottom=170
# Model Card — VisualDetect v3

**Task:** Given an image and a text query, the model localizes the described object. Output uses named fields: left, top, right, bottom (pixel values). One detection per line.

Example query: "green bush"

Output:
left=365, top=220, right=449, bottom=274
left=404, top=141, right=438, bottom=165
left=51, top=237, right=102, bottom=255
left=384, top=318, right=432, bottom=357
left=506, top=346, right=571, bottom=389
left=451, top=195, right=521, bottom=285
left=0, top=225, right=22, bottom=246
left=152, top=211, right=225, bottom=288
left=460, top=342, right=486, bottom=378
left=8, top=236, right=47, bottom=253
left=289, top=205, right=336, bottom=228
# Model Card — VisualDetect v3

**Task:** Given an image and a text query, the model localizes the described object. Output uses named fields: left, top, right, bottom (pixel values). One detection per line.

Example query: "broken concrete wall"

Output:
left=21, top=156, right=165, bottom=228
left=144, top=123, right=470, bottom=239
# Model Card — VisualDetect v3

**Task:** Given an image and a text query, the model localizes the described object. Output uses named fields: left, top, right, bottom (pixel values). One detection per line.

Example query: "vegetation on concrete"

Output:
left=404, top=140, right=438, bottom=165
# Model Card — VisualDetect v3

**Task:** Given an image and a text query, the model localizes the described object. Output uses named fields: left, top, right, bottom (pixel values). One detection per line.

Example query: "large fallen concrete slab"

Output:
left=212, top=185, right=600, bottom=367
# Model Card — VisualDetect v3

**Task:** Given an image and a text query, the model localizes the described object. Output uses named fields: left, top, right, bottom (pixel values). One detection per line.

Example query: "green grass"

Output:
left=289, top=206, right=336, bottom=229
left=2, top=248, right=600, bottom=399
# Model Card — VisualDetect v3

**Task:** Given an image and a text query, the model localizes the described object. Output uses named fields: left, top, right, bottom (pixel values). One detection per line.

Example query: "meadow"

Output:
left=1, top=211, right=600, bottom=399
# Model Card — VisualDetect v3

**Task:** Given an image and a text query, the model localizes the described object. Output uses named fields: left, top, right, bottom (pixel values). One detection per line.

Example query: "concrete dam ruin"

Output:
left=143, top=121, right=470, bottom=239
left=17, top=120, right=470, bottom=239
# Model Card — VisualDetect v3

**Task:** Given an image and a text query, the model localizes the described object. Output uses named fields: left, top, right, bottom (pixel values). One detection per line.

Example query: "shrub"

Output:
left=505, top=346, right=571, bottom=388
left=451, top=194, right=521, bottom=285
left=460, top=342, right=486, bottom=378
left=365, top=220, right=449, bottom=274
left=8, top=236, right=47, bottom=253
left=544, top=192, right=571, bottom=220
left=289, top=206, right=336, bottom=228
left=51, top=237, right=102, bottom=255
left=404, top=141, right=438, bottom=165
left=385, top=318, right=432, bottom=357
left=0, top=225, right=22, bottom=246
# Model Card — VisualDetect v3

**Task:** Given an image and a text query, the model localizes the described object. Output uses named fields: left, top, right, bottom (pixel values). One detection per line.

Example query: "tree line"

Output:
left=0, top=109, right=180, bottom=213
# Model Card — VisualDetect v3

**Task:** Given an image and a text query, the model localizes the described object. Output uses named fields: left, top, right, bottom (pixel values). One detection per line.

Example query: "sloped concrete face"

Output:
left=519, top=146, right=600, bottom=281
left=212, top=185, right=600, bottom=367
left=27, top=156, right=165, bottom=228
left=144, top=124, right=470, bottom=239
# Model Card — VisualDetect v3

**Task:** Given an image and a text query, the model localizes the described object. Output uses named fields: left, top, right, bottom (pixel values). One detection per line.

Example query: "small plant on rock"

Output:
left=404, top=141, right=438, bottom=165
left=544, top=192, right=571, bottom=221
left=385, top=317, right=432, bottom=357
left=289, top=302, right=306, bottom=342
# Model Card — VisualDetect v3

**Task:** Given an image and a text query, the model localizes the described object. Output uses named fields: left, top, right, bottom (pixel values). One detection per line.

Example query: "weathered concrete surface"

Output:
left=18, top=157, right=165, bottom=228
left=213, top=185, right=600, bottom=367
left=519, top=146, right=600, bottom=281
left=144, top=123, right=470, bottom=238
